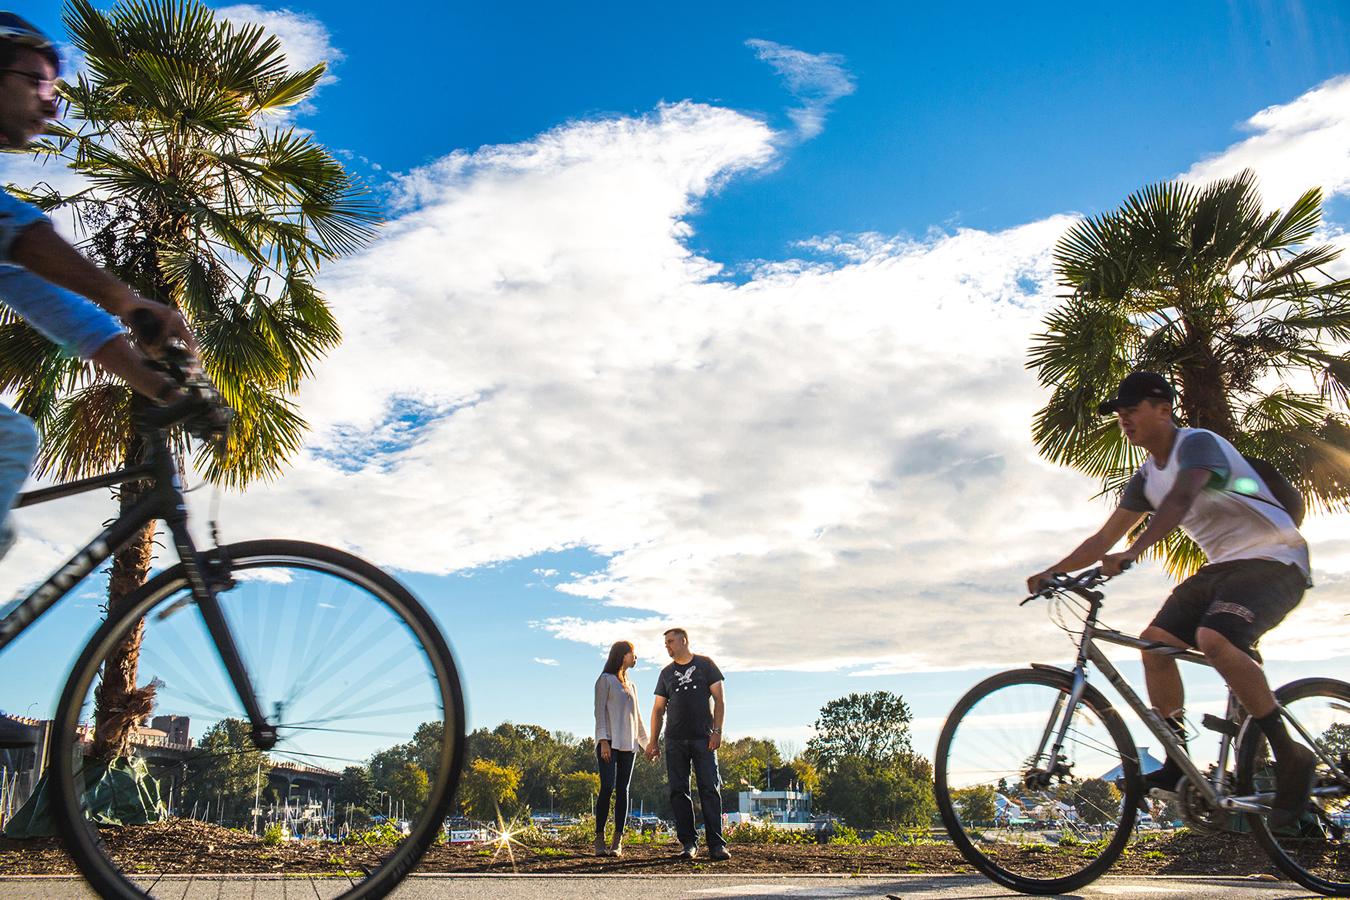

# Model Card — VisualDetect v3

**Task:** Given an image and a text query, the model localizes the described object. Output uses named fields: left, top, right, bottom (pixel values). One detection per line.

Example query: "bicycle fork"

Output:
left=161, top=491, right=278, bottom=752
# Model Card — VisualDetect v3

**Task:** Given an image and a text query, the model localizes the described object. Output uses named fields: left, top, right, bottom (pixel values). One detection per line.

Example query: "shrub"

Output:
left=346, top=823, right=401, bottom=847
left=829, top=825, right=860, bottom=845
left=726, top=821, right=811, bottom=844
left=261, top=824, right=286, bottom=846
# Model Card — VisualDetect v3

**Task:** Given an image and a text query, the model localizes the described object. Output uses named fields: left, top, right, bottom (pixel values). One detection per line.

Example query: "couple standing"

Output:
left=592, top=627, right=729, bottom=860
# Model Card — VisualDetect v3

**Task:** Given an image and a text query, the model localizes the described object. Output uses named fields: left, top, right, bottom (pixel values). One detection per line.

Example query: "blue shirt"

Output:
left=0, top=188, right=123, bottom=359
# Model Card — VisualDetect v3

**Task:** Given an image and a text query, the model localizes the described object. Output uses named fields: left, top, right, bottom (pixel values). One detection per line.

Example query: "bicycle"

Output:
left=0, top=347, right=466, bottom=900
left=934, top=567, right=1350, bottom=895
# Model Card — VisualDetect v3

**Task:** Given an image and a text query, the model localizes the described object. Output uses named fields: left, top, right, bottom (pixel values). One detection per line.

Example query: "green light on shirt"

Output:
left=1233, top=477, right=1260, bottom=495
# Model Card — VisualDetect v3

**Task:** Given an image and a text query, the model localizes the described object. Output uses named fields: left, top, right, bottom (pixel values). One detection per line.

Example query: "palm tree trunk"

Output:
left=90, top=433, right=159, bottom=761
left=1178, top=338, right=1237, bottom=440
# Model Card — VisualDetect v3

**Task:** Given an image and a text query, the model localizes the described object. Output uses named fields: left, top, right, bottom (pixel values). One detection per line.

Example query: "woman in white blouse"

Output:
left=593, top=640, right=648, bottom=856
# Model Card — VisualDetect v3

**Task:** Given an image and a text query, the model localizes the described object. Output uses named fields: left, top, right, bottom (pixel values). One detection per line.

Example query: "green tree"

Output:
left=789, top=756, right=820, bottom=793
left=335, top=765, right=374, bottom=830
left=559, top=770, right=601, bottom=816
left=1029, top=169, right=1350, bottom=577
left=1317, top=722, right=1350, bottom=760
left=1070, top=779, right=1121, bottom=826
left=389, top=761, right=429, bottom=816
left=818, top=752, right=935, bottom=830
left=807, top=691, right=914, bottom=772
left=458, top=759, right=520, bottom=823
left=2, top=0, right=379, bottom=755
left=952, top=785, right=997, bottom=823
left=181, top=717, right=270, bottom=827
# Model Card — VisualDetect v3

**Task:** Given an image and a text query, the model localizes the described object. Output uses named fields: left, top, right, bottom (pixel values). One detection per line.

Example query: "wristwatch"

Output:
left=710, top=728, right=722, bottom=734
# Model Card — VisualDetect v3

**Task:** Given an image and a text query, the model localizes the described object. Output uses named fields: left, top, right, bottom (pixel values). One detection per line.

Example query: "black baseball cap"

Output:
left=1097, top=372, right=1175, bottom=415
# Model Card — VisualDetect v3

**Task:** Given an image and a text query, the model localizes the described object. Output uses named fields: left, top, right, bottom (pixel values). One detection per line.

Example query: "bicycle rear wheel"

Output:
left=934, top=667, right=1141, bottom=894
left=50, top=539, right=465, bottom=900
left=1237, top=677, right=1350, bottom=896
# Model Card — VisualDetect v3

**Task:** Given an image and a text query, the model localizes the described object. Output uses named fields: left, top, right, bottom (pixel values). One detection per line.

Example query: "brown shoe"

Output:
left=1268, top=743, right=1318, bottom=831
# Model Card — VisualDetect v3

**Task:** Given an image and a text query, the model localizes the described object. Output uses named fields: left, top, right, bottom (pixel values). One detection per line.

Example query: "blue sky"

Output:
left=3, top=0, right=1350, bottom=768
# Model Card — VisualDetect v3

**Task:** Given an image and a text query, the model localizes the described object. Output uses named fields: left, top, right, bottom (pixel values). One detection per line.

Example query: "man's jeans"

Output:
left=0, top=404, right=36, bottom=562
left=666, top=737, right=724, bottom=850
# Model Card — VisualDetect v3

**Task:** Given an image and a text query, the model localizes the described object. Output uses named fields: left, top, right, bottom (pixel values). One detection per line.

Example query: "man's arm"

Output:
left=1027, top=506, right=1145, bottom=592
left=646, top=696, right=666, bottom=761
left=1100, top=467, right=1211, bottom=575
left=708, top=681, right=724, bottom=752
left=10, top=221, right=194, bottom=353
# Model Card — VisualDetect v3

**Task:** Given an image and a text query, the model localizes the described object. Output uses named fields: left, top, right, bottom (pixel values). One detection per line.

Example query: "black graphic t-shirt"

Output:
left=655, top=654, right=724, bottom=741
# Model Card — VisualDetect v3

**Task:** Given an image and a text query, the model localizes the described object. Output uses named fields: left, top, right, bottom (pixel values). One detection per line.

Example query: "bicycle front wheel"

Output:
left=935, top=667, right=1141, bottom=894
left=50, top=540, right=465, bottom=900
left=1237, top=677, right=1350, bottom=896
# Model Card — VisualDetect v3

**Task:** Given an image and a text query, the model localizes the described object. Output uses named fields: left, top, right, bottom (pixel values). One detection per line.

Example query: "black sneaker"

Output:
left=675, top=845, right=696, bottom=859
left=1268, top=743, right=1318, bottom=831
left=709, top=846, right=731, bottom=861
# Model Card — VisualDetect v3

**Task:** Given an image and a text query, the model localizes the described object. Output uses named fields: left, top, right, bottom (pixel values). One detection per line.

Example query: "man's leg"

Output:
left=1195, top=560, right=1311, bottom=828
left=1137, top=625, right=1191, bottom=791
left=1197, top=624, right=1313, bottom=828
left=1140, top=624, right=1187, bottom=715
left=0, top=404, right=37, bottom=562
left=665, top=739, right=697, bottom=853
left=1195, top=628, right=1275, bottom=717
left=690, top=744, right=725, bottom=854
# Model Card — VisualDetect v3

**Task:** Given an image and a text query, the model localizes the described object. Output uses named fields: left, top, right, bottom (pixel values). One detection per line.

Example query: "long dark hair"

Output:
left=603, top=640, right=634, bottom=686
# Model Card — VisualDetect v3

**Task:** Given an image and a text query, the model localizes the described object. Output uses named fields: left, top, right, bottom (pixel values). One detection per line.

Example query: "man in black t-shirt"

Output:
left=646, top=627, right=727, bottom=860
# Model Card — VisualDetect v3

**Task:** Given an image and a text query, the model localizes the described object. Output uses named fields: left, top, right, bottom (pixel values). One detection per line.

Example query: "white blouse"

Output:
left=594, top=672, right=649, bottom=752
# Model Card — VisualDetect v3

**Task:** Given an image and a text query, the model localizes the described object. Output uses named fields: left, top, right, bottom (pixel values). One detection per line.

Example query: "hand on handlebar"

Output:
left=1026, top=570, right=1060, bottom=595
left=124, top=300, right=197, bottom=358
left=1100, top=552, right=1137, bottom=578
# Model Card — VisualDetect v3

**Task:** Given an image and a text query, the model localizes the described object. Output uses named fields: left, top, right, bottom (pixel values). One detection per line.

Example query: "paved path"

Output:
left=0, top=874, right=1318, bottom=900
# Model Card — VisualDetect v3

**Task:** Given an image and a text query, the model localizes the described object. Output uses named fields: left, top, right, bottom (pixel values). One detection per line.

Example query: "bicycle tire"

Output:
left=49, top=539, right=466, bottom=900
left=1236, top=677, right=1350, bottom=896
left=935, top=667, right=1141, bottom=894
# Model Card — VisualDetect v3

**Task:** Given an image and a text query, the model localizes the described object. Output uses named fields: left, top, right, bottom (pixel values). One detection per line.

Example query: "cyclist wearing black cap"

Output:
left=1027, top=371, right=1315, bottom=828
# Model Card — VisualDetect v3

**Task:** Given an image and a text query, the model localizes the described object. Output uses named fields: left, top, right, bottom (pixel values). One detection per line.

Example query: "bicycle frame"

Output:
left=1046, top=588, right=1347, bottom=816
left=0, top=423, right=277, bottom=749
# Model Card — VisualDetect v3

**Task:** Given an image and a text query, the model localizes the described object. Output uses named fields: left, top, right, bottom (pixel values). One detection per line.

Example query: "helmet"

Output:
left=0, top=12, right=58, bottom=72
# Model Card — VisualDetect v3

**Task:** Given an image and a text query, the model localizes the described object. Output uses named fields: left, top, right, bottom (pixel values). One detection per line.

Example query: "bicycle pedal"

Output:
left=1202, top=713, right=1240, bottom=737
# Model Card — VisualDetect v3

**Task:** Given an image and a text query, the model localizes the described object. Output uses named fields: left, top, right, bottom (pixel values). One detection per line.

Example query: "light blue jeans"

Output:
left=0, top=404, right=37, bottom=560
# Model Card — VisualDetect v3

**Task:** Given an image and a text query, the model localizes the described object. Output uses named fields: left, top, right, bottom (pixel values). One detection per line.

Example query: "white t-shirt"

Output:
left=1120, top=428, right=1310, bottom=577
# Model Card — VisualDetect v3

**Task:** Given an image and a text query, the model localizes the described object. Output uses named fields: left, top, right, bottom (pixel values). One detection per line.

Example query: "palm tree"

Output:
left=1028, top=169, right=1350, bottom=577
left=0, top=0, right=380, bottom=753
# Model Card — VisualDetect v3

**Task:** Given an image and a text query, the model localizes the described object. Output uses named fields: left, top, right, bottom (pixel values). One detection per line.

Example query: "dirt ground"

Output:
left=0, top=821, right=1302, bottom=878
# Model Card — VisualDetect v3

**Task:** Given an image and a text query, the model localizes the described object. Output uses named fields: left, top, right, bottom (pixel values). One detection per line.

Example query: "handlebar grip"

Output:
left=128, top=307, right=162, bottom=344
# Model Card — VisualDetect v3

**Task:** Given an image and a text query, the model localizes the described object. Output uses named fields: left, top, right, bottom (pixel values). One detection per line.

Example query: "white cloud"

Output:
left=745, top=39, right=856, bottom=140
left=534, top=658, right=559, bottom=667
left=1181, top=74, right=1350, bottom=210
left=215, top=5, right=343, bottom=84
left=203, top=96, right=1189, bottom=676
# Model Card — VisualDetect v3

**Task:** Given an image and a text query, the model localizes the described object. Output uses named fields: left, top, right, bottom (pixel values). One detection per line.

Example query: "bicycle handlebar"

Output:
left=1021, top=560, right=1131, bottom=606
left=128, top=308, right=233, bottom=443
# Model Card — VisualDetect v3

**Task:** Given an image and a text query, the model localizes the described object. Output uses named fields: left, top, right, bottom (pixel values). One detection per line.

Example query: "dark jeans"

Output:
left=595, top=745, right=635, bottom=837
left=666, top=737, right=724, bottom=850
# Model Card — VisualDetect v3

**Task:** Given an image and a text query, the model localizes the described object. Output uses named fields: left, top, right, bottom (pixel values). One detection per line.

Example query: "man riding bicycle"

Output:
left=1028, top=371, right=1315, bottom=828
left=0, top=13, right=197, bottom=747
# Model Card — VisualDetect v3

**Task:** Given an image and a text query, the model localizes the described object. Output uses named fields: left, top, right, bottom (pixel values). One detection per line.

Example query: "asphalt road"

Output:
left=0, top=874, right=1322, bottom=900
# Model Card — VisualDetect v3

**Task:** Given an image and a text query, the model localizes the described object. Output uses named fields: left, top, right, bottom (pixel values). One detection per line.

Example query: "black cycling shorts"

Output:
left=1149, top=558, right=1306, bottom=659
